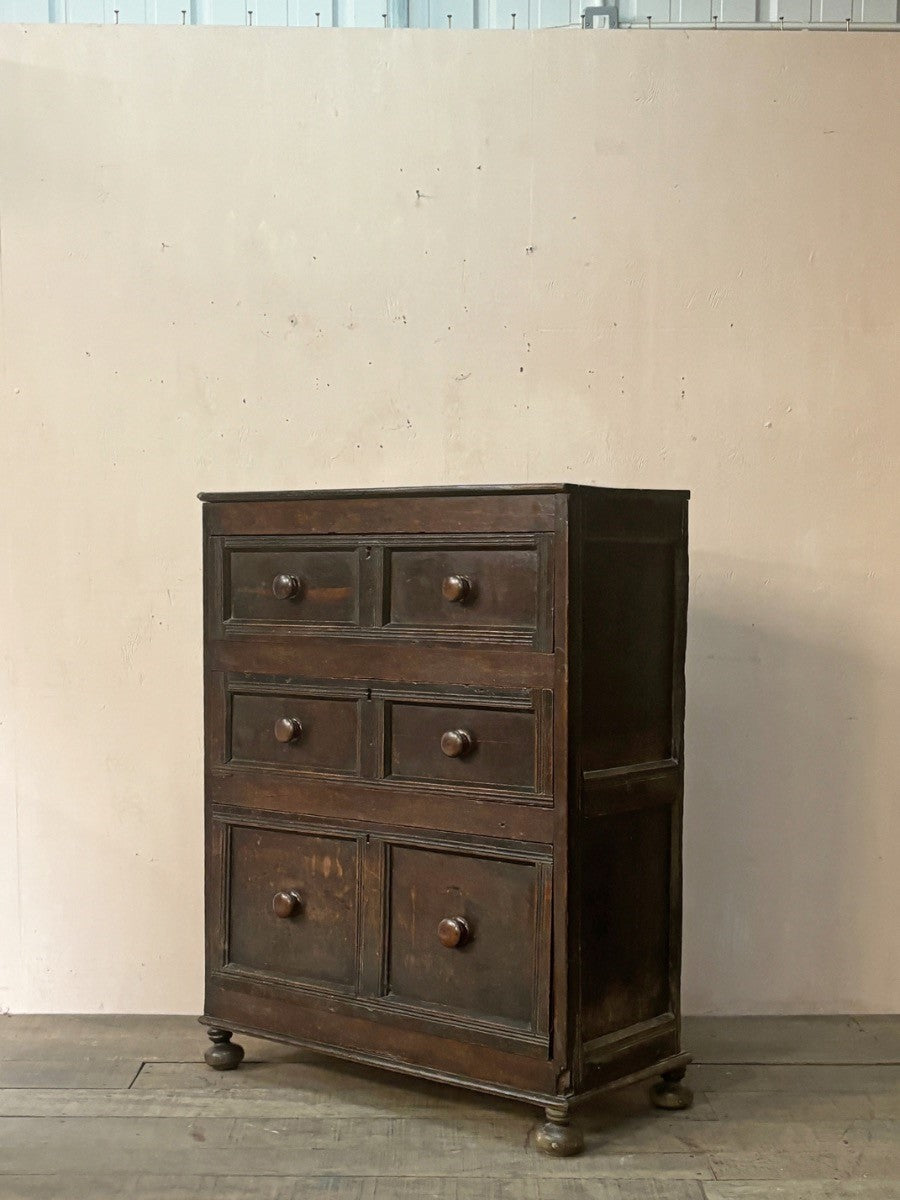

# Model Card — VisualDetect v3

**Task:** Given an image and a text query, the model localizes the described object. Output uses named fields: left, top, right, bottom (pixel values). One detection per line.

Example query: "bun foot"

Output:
left=650, top=1066, right=693, bottom=1110
left=533, top=1104, right=585, bottom=1156
left=204, top=1028, right=244, bottom=1071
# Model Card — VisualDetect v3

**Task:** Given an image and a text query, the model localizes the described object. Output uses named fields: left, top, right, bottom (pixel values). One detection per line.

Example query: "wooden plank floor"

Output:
left=0, top=1016, right=897, bottom=1198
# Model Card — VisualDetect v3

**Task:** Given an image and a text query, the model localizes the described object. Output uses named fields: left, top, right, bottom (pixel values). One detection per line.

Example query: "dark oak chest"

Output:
left=199, top=484, right=692, bottom=1153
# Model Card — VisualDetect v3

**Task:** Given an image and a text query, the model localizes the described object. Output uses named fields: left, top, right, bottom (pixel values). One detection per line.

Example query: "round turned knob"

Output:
left=438, top=916, right=470, bottom=948
left=441, top=574, right=471, bottom=604
left=274, top=717, right=303, bottom=743
left=272, top=573, right=302, bottom=600
left=272, top=890, right=303, bottom=919
left=440, top=729, right=474, bottom=758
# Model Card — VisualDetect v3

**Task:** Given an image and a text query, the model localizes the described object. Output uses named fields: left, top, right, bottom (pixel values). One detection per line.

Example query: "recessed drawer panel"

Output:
left=225, top=541, right=360, bottom=629
left=226, top=824, right=359, bottom=992
left=387, top=699, right=540, bottom=794
left=386, top=545, right=540, bottom=638
left=229, top=688, right=360, bottom=776
left=384, top=842, right=550, bottom=1035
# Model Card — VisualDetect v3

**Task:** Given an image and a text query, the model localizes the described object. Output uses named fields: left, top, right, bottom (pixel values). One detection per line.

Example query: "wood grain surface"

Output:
left=0, top=1016, right=896, bottom=1197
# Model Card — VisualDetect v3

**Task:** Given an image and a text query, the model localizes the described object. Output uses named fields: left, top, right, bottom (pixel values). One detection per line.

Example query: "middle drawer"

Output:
left=386, top=698, right=538, bottom=793
left=216, top=675, right=552, bottom=801
left=230, top=689, right=360, bottom=777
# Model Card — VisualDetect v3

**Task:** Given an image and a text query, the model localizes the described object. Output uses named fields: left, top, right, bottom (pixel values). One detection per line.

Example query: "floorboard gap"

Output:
left=126, top=1063, right=145, bottom=1089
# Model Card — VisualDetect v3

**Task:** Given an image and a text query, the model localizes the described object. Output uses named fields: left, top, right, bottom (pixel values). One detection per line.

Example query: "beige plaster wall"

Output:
left=0, top=26, right=897, bottom=1014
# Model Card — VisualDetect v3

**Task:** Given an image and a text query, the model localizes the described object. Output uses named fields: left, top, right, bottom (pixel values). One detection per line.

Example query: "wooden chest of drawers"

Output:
left=199, top=484, right=692, bottom=1154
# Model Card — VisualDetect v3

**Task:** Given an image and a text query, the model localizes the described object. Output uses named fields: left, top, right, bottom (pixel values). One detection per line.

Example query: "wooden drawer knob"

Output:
left=274, top=717, right=303, bottom=743
left=272, top=573, right=303, bottom=600
left=440, top=729, right=474, bottom=758
left=438, top=916, right=470, bottom=948
left=272, top=890, right=303, bottom=919
left=441, top=574, right=471, bottom=604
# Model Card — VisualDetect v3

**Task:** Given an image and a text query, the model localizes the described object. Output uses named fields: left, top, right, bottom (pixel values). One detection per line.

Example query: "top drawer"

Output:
left=212, top=534, right=553, bottom=648
left=385, top=544, right=539, bottom=639
left=226, top=541, right=360, bottom=629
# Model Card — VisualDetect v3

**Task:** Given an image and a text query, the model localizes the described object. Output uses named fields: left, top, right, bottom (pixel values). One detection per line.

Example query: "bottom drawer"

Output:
left=207, top=813, right=551, bottom=1049
left=381, top=842, right=552, bottom=1038
left=221, top=823, right=360, bottom=994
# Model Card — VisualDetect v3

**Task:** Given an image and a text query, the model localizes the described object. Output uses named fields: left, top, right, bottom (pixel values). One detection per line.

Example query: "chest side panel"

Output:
left=574, top=490, right=689, bottom=1087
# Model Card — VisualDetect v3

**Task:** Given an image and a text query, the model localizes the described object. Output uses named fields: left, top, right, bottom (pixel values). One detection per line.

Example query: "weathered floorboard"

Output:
left=0, top=1179, right=710, bottom=1200
left=0, top=1017, right=294, bottom=1066
left=0, top=1083, right=720, bottom=1123
left=707, top=1147, right=900, bottom=1184
left=0, top=1115, right=714, bottom=1179
left=0, top=1016, right=896, bottom=1192
left=703, top=1186, right=900, bottom=1200
left=706, top=1089, right=898, bottom=1122
left=0, top=1059, right=141, bottom=1089
left=689, top=1063, right=900, bottom=1094
left=684, top=1016, right=900, bottom=1065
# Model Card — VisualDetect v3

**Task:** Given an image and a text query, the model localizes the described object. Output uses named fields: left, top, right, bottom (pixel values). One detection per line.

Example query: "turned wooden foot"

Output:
left=533, top=1103, right=585, bottom=1157
left=650, top=1066, right=693, bottom=1110
left=204, top=1028, right=244, bottom=1071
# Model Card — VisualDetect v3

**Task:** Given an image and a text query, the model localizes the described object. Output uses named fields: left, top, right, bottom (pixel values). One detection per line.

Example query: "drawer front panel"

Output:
left=226, top=542, right=360, bottom=629
left=212, top=532, right=553, bottom=649
left=387, top=546, right=539, bottom=637
left=382, top=842, right=551, bottom=1036
left=387, top=700, right=538, bottom=793
left=229, top=689, right=360, bottom=777
left=226, top=824, right=359, bottom=991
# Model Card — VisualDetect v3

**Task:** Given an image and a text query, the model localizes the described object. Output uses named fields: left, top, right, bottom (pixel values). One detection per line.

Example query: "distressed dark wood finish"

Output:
left=208, top=780, right=555, bottom=842
left=229, top=688, right=361, bottom=777
left=226, top=541, right=360, bottom=629
left=382, top=841, right=550, bottom=1036
left=202, top=493, right=559, bottom=537
left=223, top=824, right=359, bottom=992
left=200, top=484, right=690, bottom=1154
left=386, top=697, right=543, bottom=794
left=572, top=487, right=690, bottom=1109
left=208, top=637, right=556, bottom=690
left=386, top=543, right=541, bottom=637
